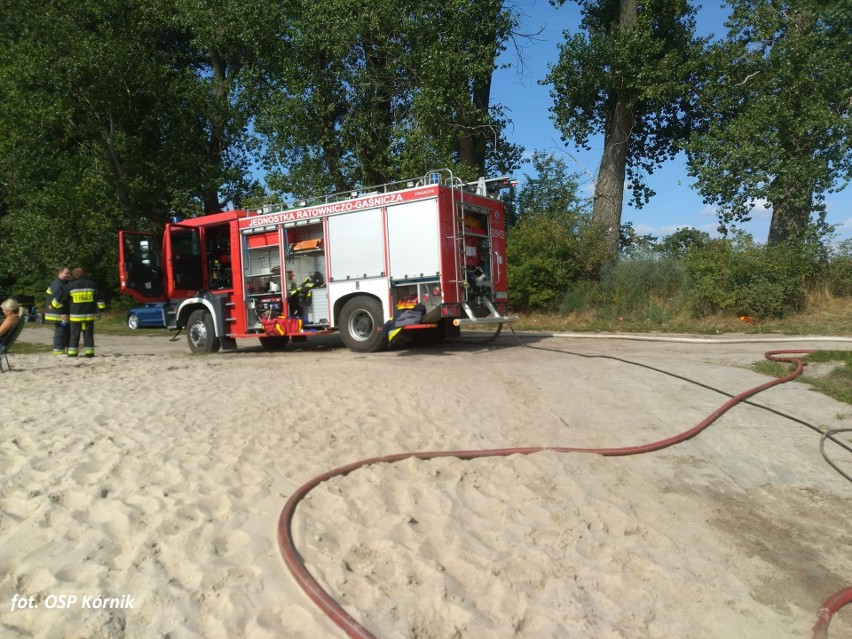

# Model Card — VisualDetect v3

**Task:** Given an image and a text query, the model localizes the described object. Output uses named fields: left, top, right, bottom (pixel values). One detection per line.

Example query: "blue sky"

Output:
left=491, top=0, right=852, bottom=243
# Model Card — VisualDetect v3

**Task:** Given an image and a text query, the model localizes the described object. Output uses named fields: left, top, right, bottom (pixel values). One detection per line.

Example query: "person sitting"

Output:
left=0, top=299, right=23, bottom=346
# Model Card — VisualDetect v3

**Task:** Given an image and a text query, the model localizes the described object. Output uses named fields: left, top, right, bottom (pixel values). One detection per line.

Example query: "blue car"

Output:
left=127, top=303, right=166, bottom=330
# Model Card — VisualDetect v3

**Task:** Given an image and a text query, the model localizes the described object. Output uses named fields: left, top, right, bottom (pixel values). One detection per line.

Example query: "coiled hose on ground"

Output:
left=277, top=339, right=851, bottom=639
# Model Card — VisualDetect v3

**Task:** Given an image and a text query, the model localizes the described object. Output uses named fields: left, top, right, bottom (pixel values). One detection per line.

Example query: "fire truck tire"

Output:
left=259, top=336, right=290, bottom=351
left=340, top=297, right=387, bottom=353
left=186, top=309, right=221, bottom=354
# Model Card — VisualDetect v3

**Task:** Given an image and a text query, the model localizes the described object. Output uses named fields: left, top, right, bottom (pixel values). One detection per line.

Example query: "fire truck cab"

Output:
left=119, top=170, right=516, bottom=354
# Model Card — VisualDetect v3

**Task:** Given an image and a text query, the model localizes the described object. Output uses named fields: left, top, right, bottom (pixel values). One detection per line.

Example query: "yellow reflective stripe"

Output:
left=70, top=289, right=95, bottom=303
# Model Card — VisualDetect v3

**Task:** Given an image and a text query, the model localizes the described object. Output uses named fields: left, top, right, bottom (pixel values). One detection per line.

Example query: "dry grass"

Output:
left=512, top=296, right=852, bottom=336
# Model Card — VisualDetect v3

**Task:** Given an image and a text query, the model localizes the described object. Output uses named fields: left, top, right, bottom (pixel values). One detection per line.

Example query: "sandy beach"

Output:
left=1, top=326, right=850, bottom=638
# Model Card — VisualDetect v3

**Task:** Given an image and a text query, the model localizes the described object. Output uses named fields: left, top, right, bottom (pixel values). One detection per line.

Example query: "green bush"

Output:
left=506, top=152, right=611, bottom=309
left=827, top=257, right=852, bottom=297
left=684, top=236, right=822, bottom=317
left=507, top=216, right=608, bottom=308
left=554, top=233, right=829, bottom=321
left=604, top=256, right=686, bottom=316
left=561, top=256, right=686, bottom=322
left=560, top=279, right=603, bottom=313
left=826, top=240, right=852, bottom=297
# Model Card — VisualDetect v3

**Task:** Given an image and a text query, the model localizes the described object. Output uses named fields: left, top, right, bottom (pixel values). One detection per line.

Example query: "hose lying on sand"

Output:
left=277, top=344, right=851, bottom=639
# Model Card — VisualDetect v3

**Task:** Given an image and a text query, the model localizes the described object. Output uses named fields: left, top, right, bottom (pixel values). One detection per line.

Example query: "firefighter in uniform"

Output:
left=52, top=267, right=106, bottom=357
left=44, top=266, right=71, bottom=355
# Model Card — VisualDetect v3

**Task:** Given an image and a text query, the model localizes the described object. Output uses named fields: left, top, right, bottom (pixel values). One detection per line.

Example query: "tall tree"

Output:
left=0, top=0, right=273, bottom=294
left=685, top=0, right=852, bottom=244
left=406, top=0, right=521, bottom=178
left=164, top=0, right=286, bottom=213
left=546, top=0, right=703, bottom=259
left=255, top=0, right=522, bottom=198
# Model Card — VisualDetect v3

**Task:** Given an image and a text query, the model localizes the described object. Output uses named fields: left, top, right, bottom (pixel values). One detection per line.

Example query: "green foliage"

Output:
left=753, top=351, right=852, bottom=405
left=524, top=226, right=851, bottom=323
left=508, top=216, right=608, bottom=308
left=545, top=0, right=704, bottom=259
left=546, top=0, right=704, bottom=205
left=0, top=0, right=270, bottom=298
left=507, top=153, right=607, bottom=308
left=619, top=222, right=657, bottom=258
left=515, top=153, right=588, bottom=222
left=560, top=256, right=687, bottom=323
left=826, top=240, right=852, bottom=297
left=686, top=0, right=852, bottom=244
left=684, top=234, right=824, bottom=317
left=655, top=227, right=711, bottom=258
left=0, top=0, right=524, bottom=298
left=255, top=0, right=523, bottom=196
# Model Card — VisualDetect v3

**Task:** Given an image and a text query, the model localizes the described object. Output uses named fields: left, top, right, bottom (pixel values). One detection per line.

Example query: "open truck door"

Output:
left=119, top=231, right=165, bottom=303
left=164, top=223, right=203, bottom=298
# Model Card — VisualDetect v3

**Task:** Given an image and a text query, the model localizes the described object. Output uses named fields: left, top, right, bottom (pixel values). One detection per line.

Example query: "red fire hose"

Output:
left=813, top=587, right=852, bottom=639
left=277, top=349, right=850, bottom=638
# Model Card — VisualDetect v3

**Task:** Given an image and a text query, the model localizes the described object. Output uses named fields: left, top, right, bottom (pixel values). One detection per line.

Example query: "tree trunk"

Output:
left=456, top=1, right=500, bottom=175
left=360, top=34, right=393, bottom=186
left=457, top=116, right=481, bottom=175
left=202, top=48, right=227, bottom=214
left=99, top=112, right=133, bottom=217
left=593, top=0, right=637, bottom=259
left=594, top=98, right=634, bottom=257
left=768, top=177, right=812, bottom=244
left=456, top=71, right=493, bottom=174
left=767, top=120, right=815, bottom=244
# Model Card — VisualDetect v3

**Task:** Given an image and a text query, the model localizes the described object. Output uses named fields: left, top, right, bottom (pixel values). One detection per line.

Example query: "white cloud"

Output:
left=832, top=217, right=852, bottom=233
left=632, top=223, right=707, bottom=237
left=632, top=223, right=657, bottom=235
left=746, top=198, right=772, bottom=219
left=698, top=199, right=772, bottom=220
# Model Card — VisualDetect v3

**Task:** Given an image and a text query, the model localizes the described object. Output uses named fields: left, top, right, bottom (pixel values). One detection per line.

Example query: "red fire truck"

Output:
left=118, top=169, right=517, bottom=353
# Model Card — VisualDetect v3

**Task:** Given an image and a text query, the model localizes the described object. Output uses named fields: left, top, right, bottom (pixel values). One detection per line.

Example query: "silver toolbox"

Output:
left=305, top=287, right=329, bottom=325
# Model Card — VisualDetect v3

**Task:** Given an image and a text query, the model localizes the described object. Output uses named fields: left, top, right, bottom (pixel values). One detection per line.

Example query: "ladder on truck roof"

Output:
left=247, top=170, right=513, bottom=216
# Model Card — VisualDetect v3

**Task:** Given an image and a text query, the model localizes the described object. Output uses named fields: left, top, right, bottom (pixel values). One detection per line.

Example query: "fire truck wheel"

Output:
left=186, top=309, right=221, bottom=354
left=340, top=296, right=387, bottom=353
left=259, top=336, right=290, bottom=351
